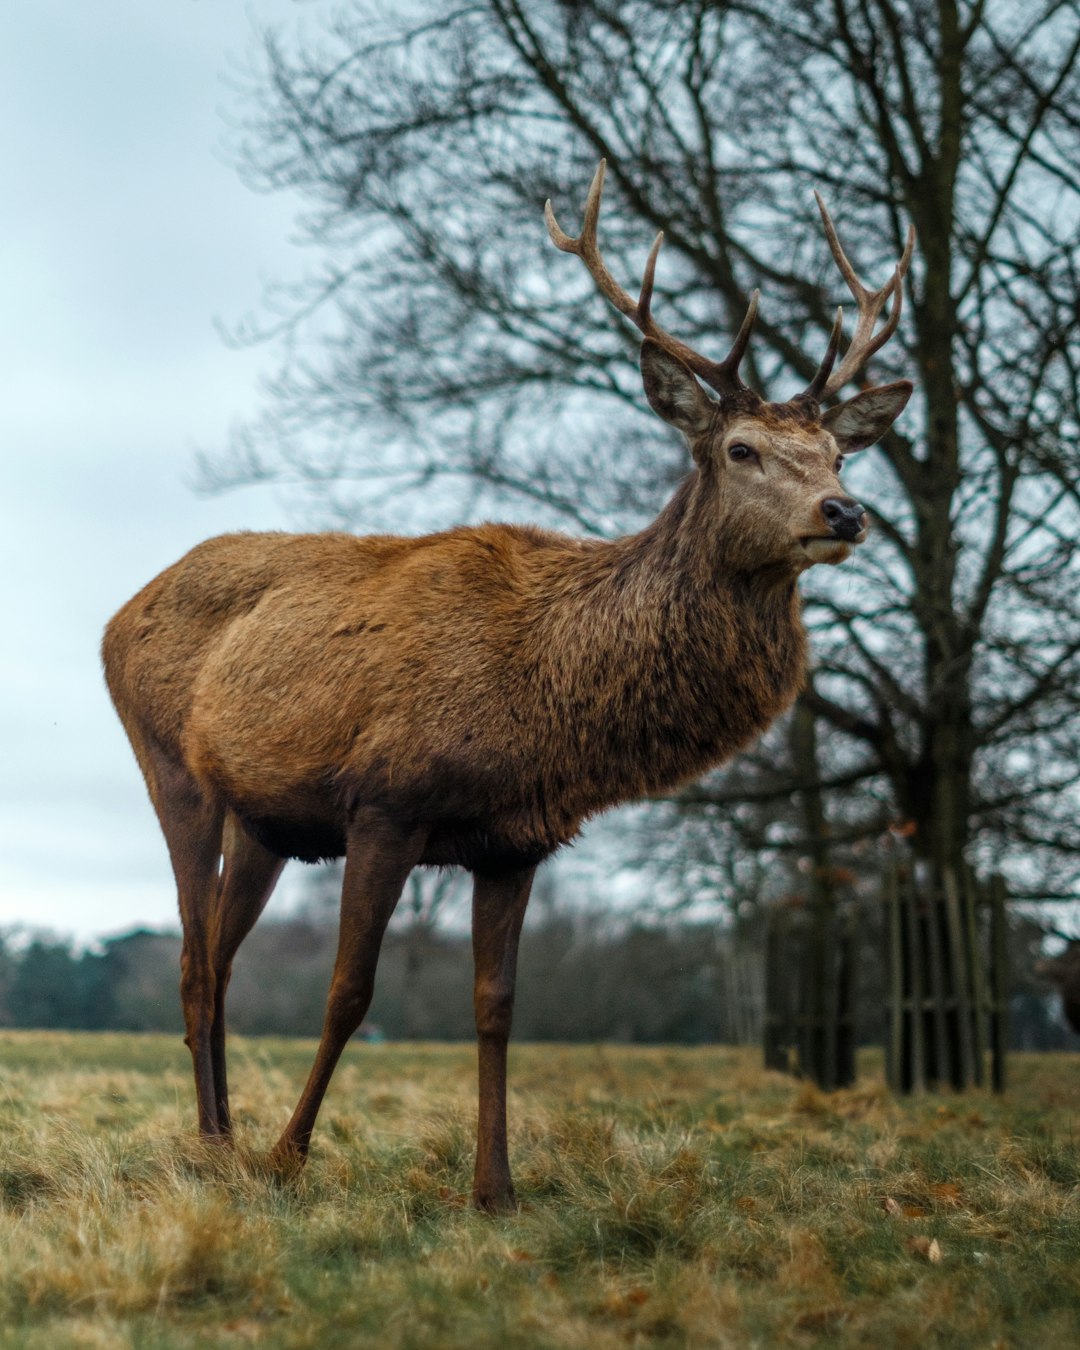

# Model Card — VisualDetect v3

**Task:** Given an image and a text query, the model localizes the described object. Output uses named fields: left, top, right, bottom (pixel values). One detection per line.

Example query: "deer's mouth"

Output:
left=799, top=535, right=857, bottom=564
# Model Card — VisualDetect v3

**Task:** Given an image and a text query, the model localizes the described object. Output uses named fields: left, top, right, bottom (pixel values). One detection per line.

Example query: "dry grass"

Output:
left=0, top=1034, right=1077, bottom=1348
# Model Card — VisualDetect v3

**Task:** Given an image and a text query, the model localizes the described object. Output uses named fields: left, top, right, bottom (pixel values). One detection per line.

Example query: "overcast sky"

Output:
left=1, top=2, right=341, bottom=941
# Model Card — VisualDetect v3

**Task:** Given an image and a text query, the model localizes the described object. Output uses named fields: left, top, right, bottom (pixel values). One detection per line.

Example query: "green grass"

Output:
left=0, top=1034, right=1077, bottom=1347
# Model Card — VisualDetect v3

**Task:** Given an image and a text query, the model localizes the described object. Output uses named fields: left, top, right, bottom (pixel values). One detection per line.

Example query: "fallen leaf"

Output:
left=883, top=1196, right=903, bottom=1218
left=795, top=1307, right=848, bottom=1333
left=602, top=1288, right=650, bottom=1318
left=906, top=1235, right=943, bottom=1263
left=221, top=1322, right=265, bottom=1343
left=929, top=1182, right=962, bottom=1206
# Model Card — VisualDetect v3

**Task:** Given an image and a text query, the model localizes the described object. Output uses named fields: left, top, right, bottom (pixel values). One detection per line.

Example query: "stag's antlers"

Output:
left=545, top=160, right=759, bottom=400
left=803, top=194, right=916, bottom=402
left=546, top=161, right=915, bottom=405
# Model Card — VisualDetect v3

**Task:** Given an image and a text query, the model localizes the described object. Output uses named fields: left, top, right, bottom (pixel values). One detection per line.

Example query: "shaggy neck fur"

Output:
left=528, top=468, right=807, bottom=825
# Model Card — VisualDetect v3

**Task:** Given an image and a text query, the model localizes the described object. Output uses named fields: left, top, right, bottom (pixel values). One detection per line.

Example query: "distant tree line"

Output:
left=0, top=916, right=758, bottom=1044
left=0, top=906, right=1071, bottom=1050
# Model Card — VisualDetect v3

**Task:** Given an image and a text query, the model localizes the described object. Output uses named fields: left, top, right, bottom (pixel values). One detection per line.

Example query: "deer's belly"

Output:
left=233, top=803, right=565, bottom=872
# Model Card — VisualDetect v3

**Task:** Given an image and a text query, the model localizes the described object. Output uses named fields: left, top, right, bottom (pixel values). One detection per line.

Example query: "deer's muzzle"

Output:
left=820, top=496, right=867, bottom=542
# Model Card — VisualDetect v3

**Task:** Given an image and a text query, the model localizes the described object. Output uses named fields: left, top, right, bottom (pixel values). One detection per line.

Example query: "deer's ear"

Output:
left=823, top=380, right=912, bottom=452
left=640, top=339, right=714, bottom=439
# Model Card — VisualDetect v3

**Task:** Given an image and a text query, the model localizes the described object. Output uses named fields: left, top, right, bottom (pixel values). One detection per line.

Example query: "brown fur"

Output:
left=102, top=339, right=909, bottom=1211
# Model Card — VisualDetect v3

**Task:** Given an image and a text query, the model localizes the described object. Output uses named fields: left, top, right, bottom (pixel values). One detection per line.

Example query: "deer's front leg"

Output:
left=470, top=863, right=536, bottom=1213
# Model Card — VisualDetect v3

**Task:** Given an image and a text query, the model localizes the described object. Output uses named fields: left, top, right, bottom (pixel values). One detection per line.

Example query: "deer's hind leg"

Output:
left=207, top=812, right=286, bottom=1136
left=138, top=741, right=228, bottom=1137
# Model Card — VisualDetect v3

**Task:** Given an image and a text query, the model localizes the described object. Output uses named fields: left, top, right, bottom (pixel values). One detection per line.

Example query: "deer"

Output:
left=1034, top=936, right=1080, bottom=1034
left=102, top=162, right=913, bottom=1212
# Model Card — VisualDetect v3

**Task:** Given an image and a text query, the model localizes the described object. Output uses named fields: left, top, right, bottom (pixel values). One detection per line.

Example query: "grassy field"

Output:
left=0, top=1035, right=1077, bottom=1348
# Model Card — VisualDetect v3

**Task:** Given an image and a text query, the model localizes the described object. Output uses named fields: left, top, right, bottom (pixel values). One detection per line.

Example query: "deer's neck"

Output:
left=538, top=470, right=807, bottom=806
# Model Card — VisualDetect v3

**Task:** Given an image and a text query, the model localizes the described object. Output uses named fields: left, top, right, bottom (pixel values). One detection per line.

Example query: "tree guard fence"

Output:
left=763, top=860, right=1008, bottom=1094
left=764, top=898, right=857, bottom=1090
left=885, top=860, right=1008, bottom=1094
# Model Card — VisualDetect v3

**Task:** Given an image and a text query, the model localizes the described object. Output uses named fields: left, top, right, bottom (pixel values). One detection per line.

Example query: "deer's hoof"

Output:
left=472, top=1186, right=518, bottom=1216
left=264, top=1142, right=309, bottom=1183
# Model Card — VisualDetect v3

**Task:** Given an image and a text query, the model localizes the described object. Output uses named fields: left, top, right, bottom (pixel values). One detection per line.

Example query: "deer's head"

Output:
left=546, top=163, right=914, bottom=574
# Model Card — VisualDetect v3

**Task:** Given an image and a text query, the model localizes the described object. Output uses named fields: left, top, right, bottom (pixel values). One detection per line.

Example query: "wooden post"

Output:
left=886, top=861, right=904, bottom=1093
left=922, top=870, right=952, bottom=1088
left=836, top=904, right=856, bottom=1088
left=820, top=906, right=837, bottom=1089
left=818, top=900, right=838, bottom=1089
left=763, top=908, right=788, bottom=1072
left=989, top=874, right=1009, bottom=1093
left=943, top=867, right=975, bottom=1089
left=963, top=864, right=988, bottom=1088
left=903, top=866, right=927, bottom=1093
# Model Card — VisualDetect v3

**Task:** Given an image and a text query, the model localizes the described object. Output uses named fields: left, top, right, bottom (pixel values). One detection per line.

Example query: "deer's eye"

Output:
left=728, top=443, right=758, bottom=463
left=834, top=454, right=845, bottom=473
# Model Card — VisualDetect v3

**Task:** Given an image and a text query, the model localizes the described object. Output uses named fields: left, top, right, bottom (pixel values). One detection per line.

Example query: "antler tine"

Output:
left=720, top=289, right=759, bottom=378
left=545, top=160, right=757, bottom=399
left=810, top=193, right=915, bottom=401
left=545, top=161, right=642, bottom=324
left=802, top=306, right=844, bottom=404
left=637, top=229, right=663, bottom=327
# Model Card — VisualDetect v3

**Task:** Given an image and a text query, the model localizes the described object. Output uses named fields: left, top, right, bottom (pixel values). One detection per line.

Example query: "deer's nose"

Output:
left=820, top=497, right=867, bottom=541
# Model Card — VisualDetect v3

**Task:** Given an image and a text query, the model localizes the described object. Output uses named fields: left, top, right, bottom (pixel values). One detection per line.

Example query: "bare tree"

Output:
left=211, top=0, right=1080, bottom=899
